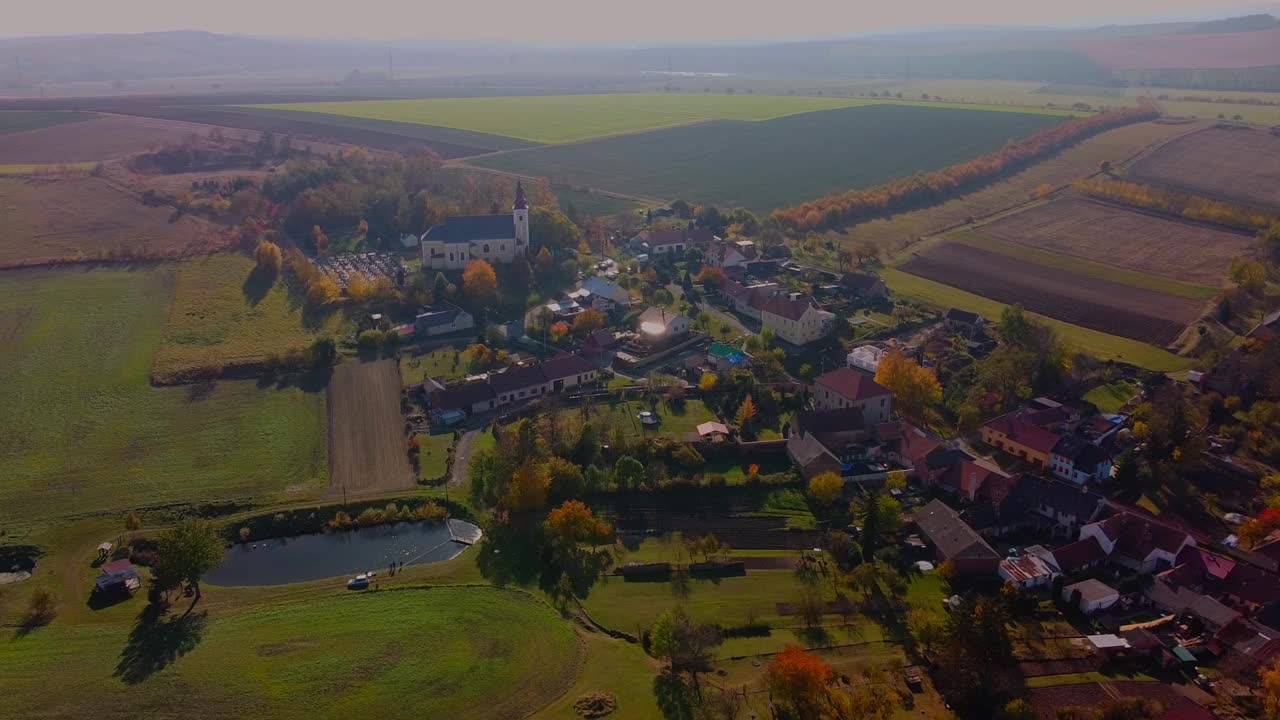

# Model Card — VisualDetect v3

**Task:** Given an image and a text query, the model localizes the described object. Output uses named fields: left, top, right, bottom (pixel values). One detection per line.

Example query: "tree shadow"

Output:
left=797, top=624, right=832, bottom=647
left=242, top=266, right=275, bottom=307
left=185, top=380, right=218, bottom=402
left=113, top=605, right=208, bottom=684
left=653, top=668, right=699, bottom=720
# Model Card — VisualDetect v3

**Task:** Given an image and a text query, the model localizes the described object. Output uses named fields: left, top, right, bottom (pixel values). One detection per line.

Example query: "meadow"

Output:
left=0, top=266, right=327, bottom=524
left=0, top=586, right=583, bottom=720
left=152, top=253, right=353, bottom=380
left=0, top=110, right=93, bottom=135
left=473, top=104, right=1069, bottom=211
left=251, top=92, right=1076, bottom=145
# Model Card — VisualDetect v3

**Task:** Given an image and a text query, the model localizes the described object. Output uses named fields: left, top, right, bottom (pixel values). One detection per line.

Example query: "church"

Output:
left=419, top=182, right=530, bottom=270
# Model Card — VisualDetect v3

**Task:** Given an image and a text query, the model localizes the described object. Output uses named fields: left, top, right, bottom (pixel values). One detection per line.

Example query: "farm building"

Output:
left=999, top=553, right=1057, bottom=589
left=1026, top=537, right=1108, bottom=576
left=430, top=352, right=599, bottom=414
left=414, top=303, right=474, bottom=337
left=420, top=182, right=529, bottom=270
left=836, top=272, right=885, bottom=300
left=811, top=367, right=892, bottom=423
left=913, top=499, right=1001, bottom=576
left=1063, top=579, right=1120, bottom=614
left=636, top=307, right=690, bottom=343
left=943, top=308, right=985, bottom=337
left=759, top=294, right=835, bottom=346
left=94, top=559, right=142, bottom=595
left=628, top=224, right=717, bottom=256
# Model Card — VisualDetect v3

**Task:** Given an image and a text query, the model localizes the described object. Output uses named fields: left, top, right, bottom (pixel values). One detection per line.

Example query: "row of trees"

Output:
left=1076, top=178, right=1279, bottom=232
left=771, top=106, right=1159, bottom=232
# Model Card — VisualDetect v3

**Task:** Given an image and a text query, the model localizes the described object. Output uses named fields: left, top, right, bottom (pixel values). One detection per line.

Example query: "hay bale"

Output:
left=573, top=691, right=617, bottom=718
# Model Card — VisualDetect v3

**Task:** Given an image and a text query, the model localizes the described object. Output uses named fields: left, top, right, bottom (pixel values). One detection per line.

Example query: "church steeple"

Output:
left=513, top=180, right=529, bottom=211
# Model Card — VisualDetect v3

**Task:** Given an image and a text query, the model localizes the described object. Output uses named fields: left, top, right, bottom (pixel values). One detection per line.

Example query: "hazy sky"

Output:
left=5, top=0, right=1269, bottom=44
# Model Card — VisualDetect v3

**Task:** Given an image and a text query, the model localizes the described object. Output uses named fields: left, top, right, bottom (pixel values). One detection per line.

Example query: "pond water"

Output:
left=205, top=519, right=483, bottom=587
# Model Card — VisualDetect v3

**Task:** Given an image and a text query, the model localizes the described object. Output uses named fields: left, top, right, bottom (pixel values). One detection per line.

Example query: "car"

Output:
left=346, top=574, right=370, bottom=590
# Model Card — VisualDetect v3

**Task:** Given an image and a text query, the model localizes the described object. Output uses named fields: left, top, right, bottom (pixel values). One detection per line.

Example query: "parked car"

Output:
left=347, top=574, right=371, bottom=590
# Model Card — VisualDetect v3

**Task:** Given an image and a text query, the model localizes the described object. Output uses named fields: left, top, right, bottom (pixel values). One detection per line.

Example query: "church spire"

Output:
left=513, top=180, right=529, bottom=211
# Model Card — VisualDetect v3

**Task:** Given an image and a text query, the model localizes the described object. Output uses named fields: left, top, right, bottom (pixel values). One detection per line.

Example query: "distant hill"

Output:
left=1178, top=14, right=1280, bottom=34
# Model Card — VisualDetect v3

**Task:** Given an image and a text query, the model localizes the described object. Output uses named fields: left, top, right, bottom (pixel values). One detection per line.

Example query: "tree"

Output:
left=504, top=461, right=551, bottom=512
left=572, top=308, right=604, bottom=338
left=735, top=394, right=759, bottom=429
left=546, top=500, right=612, bottom=546
left=1262, top=656, right=1280, bottom=719
left=254, top=240, right=282, bottom=275
left=548, top=321, right=569, bottom=343
left=530, top=205, right=582, bottom=252
left=1230, top=256, right=1267, bottom=296
left=462, top=259, right=498, bottom=307
left=807, top=472, right=844, bottom=505
left=346, top=271, right=374, bottom=302
left=698, top=373, right=718, bottom=392
left=124, top=511, right=142, bottom=540
left=153, top=519, right=224, bottom=602
left=874, top=349, right=942, bottom=422
left=614, top=455, right=645, bottom=489
left=547, top=457, right=587, bottom=499
left=432, top=272, right=450, bottom=302
left=765, top=645, right=834, bottom=719
left=1001, top=699, right=1036, bottom=720
left=305, top=275, right=339, bottom=307
left=907, top=608, right=944, bottom=654
left=310, top=224, right=329, bottom=255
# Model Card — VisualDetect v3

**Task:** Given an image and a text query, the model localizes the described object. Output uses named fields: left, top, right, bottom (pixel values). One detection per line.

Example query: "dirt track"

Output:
left=327, top=359, right=414, bottom=497
left=900, top=241, right=1202, bottom=345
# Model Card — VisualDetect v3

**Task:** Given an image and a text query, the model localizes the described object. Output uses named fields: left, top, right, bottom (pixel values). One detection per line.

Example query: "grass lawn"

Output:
left=417, top=432, right=455, bottom=483
left=904, top=573, right=949, bottom=613
left=530, top=631, right=661, bottom=720
left=1084, top=379, right=1141, bottom=414
left=399, top=347, right=468, bottom=387
left=0, top=586, right=583, bottom=720
left=951, top=230, right=1218, bottom=302
left=563, top=397, right=720, bottom=441
left=556, top=187, right=646, bottom=218
left=153, top=254, right=353, bottom=380
left=0, top=110, right=94, bottom=135
left=0, top=162, right=96, bottom=175
left=881, top=268, right=1191, bottom=372
left=0, top=266, right=327, bottom=524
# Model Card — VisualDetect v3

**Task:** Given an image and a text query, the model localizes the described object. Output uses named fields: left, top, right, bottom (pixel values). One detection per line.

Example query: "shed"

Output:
left=1063, top=578, right=1120, bottom=614
left=94, top=559, right=142, bottom=594
left=696, top=421, right=731, bottom=442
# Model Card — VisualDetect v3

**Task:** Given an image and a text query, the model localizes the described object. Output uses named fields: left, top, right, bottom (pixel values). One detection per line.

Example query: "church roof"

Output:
left=513, top=181, right=529, bottom=210
left=422, top=214, right=516, bottom=244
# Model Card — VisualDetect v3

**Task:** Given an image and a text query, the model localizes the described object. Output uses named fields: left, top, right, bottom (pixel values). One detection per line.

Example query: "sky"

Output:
left=4, top=0, right=1273, bottom=44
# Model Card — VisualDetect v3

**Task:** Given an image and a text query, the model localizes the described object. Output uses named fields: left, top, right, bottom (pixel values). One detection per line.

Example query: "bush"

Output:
left=24, top=589, right=56, bottom=627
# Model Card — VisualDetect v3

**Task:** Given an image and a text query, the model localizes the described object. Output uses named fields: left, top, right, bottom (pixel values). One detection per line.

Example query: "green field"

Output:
left=418, top=432, right=455, bottom=482
left=0, top=111, right=94, bottom=136
left=0, top=587, right=583, bottom=720
left=1084, top=379, right=1142, bottom=413
left=948, top=230, right=1218, bottom=301
left=252, top=93, right=1076, bottom=145
left=153, top=254, right=353, bottom=380
left=0, top=266, right=327, bottom=524
left=880, top=268, right=1192, bottom=372
left=471, top=104, right=1070, bottom=211
left=557, top=187, right=646, bottom=218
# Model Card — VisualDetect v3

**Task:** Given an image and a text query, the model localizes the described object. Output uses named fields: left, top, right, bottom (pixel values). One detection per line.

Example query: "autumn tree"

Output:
left=698, top=373, right=718, bottom=392
left=765, top=645, right=834, bottom=719
left=1231, top=256, right=1267, bottom=296
left=1262, top=656, right=1280, bottom=719
left=254, top=240, right=282, bottom=275
left=346, top=271, right=374, bottom=302
left=548, top=321, right=569, bottom=343
left=305, top=274, right=340, bottom=307
left=505, top=461, right=551, bottom=512
left=874, top=349, right=942, bottom=423
left=546, top=500, right=613, bottom=546
left=735, top=394, right=759, bottom=429
left=462, top=259, right=498, bottom=308
left=152, top=519, right=224, bottom=603
left=807, top=472, right=844, bottom=505
left=310, top=224, right=329, bottom=256
left=572, top=308, right=604, bottom=338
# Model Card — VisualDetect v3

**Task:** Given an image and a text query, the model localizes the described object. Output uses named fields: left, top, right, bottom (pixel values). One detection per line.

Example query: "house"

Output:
left=944, top=308, right=985, bottom=337
left=999, top=553, right=1057, bottom=589
left=582, top=329, right=620, bottom=358
left=420, top=182, right=529, bottom=270
left=1028, top=536, right=1108, bottom=575
left=914, top=499, right=1001, bottom=575
left=414, top=303, right=474, bottom=337
left=704, top=240, right=755, bottom=269
left=836, top=272, right=886, bottom=300
left=846, top=345, right=884, bottom=374
left=811, top=367, right=892, bottom=423
left=786, top=407, right=873, bottom=478
left=1051, top=434, right=1113, bottom=485
left=490, top=363, right=551, bottom=405
left=637, top=307, right=690, bottom=343
left=1063, top=578, right=1120, bottom=614
left=541, top=352, right=599, bottom=393
left=94, top=559, right=142, bottom=595
left=1080, top=511, right=1196, bottom=573
left=432, top=380, right=498, bottom=415
left=629, top=224, right=717, bottom=256
left=571, top=277, right=631, bottom=313
left=943, top=457, right=1015, bottom=502
left=981, top=409, right=1062, bottom=470
left=878, top=421, right=945, bottom=480
left=759, top=294, right=835, bottom=346
left=696, top=421, right=731, bottom=442
left=718, top=277, right=777, bottom=320
left=431, top=353, right=598, bottom=414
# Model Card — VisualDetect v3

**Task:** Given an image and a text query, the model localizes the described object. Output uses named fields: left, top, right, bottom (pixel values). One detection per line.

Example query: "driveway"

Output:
left=448, top=429, right=480, bottom=488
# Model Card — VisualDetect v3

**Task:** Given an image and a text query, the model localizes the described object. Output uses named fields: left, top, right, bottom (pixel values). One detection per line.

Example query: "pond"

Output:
left=205, top=519, right=482, bottom=587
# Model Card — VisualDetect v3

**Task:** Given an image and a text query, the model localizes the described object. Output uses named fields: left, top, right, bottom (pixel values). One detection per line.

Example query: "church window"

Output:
left=484, top=244, right=490, bottom=253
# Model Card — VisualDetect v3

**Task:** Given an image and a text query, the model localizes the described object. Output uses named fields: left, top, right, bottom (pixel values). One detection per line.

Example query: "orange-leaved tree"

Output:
left=572, top=309, right=605, bottom=338
left=462, top=259, right=497, bottom=307
left=765, top=645, right=834, bottom=719
left=254, top=240, right=282, bottom=275
left=504, top=461, right=550, bottom=512
left=546, top=500, right=612, bottom=547
left=874, top=349, right=941, bottom=423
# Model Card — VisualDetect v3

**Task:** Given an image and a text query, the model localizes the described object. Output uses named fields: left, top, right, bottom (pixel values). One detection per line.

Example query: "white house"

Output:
left=1051, top=434, right=1113, bottom=485
left=759, top=294, right=835, bottom=346
left=414, top=303, right=474, bottom=337
left=571, top=277, right=630, bottom=313
left=811, top=367, right=892, bottom=424
left=637, top=307, right=690, bottom=343
left=1063, top=579, right=1120, bottom=614
left=705, top=240, right=755, bottom=269
left=1079, top=512, right=1195, bottom=573
left=629, top=225, right=716, bottom=256
left=718, top=278, right=777, bottom=320
left=420, top=183, right=530, bottom=270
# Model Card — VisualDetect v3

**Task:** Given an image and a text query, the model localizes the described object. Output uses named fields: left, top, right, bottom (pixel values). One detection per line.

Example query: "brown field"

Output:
left=0, top=115, right=209, bottom=163
left=327, top=359, right=414, bottom=496
left=1126, top=127, right=1280, bottom=210
left=1077, top=27, right=1280, bottom=70
left=899, top=242, right=1202, bottom=344
left=1025, top=684, right=1114, bottom=719
left=0, top=176, right=229, bottom=267
left=836, top=120, right=1200, bottom=257
left=976, top=197, right=1253, bottom=285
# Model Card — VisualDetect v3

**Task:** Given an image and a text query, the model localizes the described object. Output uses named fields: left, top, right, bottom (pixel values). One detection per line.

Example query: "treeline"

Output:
left=1075, top=178, right=1279, bottom=232
left=772, top=106, right=1159, bottom=232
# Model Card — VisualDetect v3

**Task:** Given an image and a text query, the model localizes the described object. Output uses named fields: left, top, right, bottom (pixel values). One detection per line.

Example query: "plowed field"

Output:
left=1127, top=127, right=1280, bottom=210
left=327, top=359, right=414, bottom=496
left=899, top=241, right=1202, bottom=344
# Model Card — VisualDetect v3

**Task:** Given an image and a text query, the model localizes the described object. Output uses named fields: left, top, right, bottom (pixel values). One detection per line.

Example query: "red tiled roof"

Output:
left=759, top=294, right=816, bottom=322
left=1177, top=546, right=1236, bottom=580
left=984, top=409, right=1062, bottom=455
left=814, top=367, right=890, bottom=402
left=541, top=352, right=596, bottom=381
left=1049, top=537, right=1107, bottom=573
left=1095, top=511, right=1192, bottom=559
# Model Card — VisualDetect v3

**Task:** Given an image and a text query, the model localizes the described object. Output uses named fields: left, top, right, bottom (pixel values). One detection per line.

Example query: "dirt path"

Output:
left=448, top=429, right=479, bottom=488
